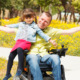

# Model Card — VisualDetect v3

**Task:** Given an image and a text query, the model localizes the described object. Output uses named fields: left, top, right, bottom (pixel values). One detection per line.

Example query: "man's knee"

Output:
left=26, top=54, right=40, bottom=69
left=50, top=54, right=60, bottom=65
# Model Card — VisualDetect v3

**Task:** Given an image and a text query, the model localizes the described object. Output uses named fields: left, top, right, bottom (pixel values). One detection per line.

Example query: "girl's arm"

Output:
left=5, top=23, right=20, bottom=28
left=37, top=28, right=57, bottom=47
left=0, top=22, right=21, bottom=33
left=36, top=28, right=51, bottom=42
left=0, top=26, right=17, bottom=33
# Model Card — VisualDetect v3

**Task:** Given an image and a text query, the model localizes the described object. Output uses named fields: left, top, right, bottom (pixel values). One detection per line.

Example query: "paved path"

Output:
left=0, top=47, right=18, bottom=61
left=0, top=47, right=80, bottom=80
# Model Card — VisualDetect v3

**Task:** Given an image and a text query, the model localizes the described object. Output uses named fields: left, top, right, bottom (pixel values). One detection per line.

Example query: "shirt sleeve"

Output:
left=14, top=28, right=18, bottom=33
left=5, top=22, right=21, bottom=28
left=45, top=27, right=63, bottom=39
left=47, top=27, right=63, bottom=35
left=36, top=25, right=51, bottom=42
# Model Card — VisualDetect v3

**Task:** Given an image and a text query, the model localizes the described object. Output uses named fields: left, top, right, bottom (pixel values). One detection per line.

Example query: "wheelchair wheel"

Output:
left=61, top=65, right=66, bottom=80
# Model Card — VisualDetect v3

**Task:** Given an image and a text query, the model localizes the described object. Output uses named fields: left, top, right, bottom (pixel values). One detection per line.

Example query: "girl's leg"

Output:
left=3, top=50, right=17, bottom=80
left=16, top=47, right=24, bottom=76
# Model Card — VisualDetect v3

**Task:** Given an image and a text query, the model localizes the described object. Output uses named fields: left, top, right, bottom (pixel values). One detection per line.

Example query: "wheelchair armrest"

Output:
left=49, top=45, right=68, bottom=57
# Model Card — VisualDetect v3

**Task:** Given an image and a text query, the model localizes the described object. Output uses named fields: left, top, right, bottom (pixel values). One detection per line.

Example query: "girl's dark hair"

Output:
left=20, top=8, right=37, bottom=23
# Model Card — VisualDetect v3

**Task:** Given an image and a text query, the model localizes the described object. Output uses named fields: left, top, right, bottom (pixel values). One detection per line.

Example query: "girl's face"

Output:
left=24, top=15, right=34, bottom=24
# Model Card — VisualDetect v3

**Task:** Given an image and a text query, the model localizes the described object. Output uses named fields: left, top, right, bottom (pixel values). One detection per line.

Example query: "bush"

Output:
left=0, top=31, right=16, bottom=48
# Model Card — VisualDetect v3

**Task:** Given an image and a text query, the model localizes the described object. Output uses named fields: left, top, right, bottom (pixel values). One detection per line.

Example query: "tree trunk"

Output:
left=71, top=6, right=75, bottom=22
left=64, top=6, right=67, bottom=22
left=14, top=10, right=18, bottom=17
left=2, top=8, right=5, bottom=19
left=0, top=8, right=1, bottom=19
left=73, top=12, right=75, bottom=22
left=78, top=13, right=80, bottom=23
left=9, top=7, right=15, bottom=18
left=59, top=11, right=61, bottom=20
left=70, top=13, right=72, bottom=22
left=40, top=6, right=42, bottom=14
left=49, top=4, right=52, bottom=14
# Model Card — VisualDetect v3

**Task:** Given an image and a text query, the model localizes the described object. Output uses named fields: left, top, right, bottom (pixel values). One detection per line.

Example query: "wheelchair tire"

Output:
left=61, top=65, right=66, bottom=80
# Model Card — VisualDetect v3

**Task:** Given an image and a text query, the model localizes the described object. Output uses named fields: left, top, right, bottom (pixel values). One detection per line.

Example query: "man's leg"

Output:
left=26, top=54, right=43, bottom=80
left=42, top=54, right=61, bottom=80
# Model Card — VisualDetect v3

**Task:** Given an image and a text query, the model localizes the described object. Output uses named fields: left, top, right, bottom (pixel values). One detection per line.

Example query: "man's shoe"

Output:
left=20, top=74, right=28, bottom=80
left=3, top=74, right=12, bottom=80
left=13, top=75, right=20, bottom=80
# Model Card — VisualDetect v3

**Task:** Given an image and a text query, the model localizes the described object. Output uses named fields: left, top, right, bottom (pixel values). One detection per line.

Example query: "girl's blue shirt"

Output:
left=6, top=21, right=50, bottom=42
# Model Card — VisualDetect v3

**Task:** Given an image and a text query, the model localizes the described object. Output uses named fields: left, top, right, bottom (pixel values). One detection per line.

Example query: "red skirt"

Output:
left=11, top=39, right=31, bottom=53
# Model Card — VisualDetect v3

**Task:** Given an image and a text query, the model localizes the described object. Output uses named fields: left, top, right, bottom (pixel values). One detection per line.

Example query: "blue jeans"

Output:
left=26, top=54, right=61, bottom=80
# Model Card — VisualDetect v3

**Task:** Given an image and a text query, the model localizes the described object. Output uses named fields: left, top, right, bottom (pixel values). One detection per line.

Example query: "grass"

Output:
left=0, top=58, right=18, bottom=80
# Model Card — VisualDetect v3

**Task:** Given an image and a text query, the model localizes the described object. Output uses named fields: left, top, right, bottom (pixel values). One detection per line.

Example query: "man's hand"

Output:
left=49, top=39, right=57, bottom=47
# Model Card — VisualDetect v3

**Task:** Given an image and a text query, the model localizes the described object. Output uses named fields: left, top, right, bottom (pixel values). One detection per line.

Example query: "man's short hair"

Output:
left=41, top=12, right=52, bottom=23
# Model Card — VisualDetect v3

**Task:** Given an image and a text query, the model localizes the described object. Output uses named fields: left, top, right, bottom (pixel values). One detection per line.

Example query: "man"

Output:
left=1, top=12, right=80, bottom=80
left=26, top=12, right=80, bottom=80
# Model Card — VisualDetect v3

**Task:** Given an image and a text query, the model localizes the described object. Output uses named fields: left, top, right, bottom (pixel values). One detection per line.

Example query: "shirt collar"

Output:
left=23, top=21, right=35, bottom=25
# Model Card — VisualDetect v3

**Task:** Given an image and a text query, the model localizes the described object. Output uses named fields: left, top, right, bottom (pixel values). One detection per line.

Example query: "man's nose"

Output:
left=41, top=20, right=45, bottom=24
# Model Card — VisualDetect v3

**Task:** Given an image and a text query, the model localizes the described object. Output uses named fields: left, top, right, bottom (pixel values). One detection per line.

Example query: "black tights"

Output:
left=6, top=47, right=24, bottom=76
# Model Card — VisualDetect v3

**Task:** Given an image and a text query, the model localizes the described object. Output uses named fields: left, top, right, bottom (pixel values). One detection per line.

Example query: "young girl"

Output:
left=0, top=8, right=57, bottom=80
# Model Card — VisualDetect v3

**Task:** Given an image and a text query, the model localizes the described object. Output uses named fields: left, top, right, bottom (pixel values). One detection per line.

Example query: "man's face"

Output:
left=38, top=13, right=51, bottom=29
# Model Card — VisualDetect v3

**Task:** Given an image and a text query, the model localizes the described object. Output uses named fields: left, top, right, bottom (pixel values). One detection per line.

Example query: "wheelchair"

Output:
left=20, top=45, right=68, bottom=80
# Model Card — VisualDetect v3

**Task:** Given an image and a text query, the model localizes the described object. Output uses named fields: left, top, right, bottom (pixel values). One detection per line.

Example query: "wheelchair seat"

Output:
left=23, top=45, right=67, bottom=80
left=23, top=49, right=52, bottom=71
left=39, top=62, right=52, bottom=71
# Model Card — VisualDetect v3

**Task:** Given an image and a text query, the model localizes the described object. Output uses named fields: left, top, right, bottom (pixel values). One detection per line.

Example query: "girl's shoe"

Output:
left=3, top=73, right=12, bottom=80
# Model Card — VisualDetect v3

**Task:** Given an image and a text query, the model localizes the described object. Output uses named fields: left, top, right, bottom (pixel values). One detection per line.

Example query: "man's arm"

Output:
left=61, top=27, right=80, bottom=35
left=0, top=26, right=17, bottom=33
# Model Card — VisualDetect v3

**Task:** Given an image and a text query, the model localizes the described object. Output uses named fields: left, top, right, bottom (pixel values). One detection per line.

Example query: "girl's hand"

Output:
left=49, top=39, right=57, bottom=47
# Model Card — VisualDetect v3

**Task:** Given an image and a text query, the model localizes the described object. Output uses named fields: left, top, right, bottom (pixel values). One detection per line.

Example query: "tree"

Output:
left=37, top=0, right=53, bottom=13
left=6, top=0, right=23, bottom=18
left=0, top=0, right=9, bottom=18
left=60, top=0, right=69, bottom=22
left=51, top=0, right=64, bottom=20
left=72, top=0, right=80, bottom=23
